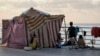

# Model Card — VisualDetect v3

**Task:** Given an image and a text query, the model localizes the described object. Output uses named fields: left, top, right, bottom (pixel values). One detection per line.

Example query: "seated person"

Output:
left=56, top=33, right=63, bottom=48
left=29, top=34, right=38, bottom=50
left=77, top=35, right=85, bottom=48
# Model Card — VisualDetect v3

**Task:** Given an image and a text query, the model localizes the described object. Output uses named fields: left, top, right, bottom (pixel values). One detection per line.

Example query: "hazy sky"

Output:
left=0, top=0, right=100, bottom=24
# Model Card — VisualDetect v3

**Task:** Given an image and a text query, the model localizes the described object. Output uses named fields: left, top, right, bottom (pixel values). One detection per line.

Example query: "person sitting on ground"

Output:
left=77, top=35, right=85, bottom=48
left=29, top=33, right=38, bottom=50
left=56, top=33, right=63, bottom=48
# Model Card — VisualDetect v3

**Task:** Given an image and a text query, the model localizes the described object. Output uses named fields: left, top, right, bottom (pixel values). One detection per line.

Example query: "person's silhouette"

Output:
left=67, top=22, right=78, bottom=49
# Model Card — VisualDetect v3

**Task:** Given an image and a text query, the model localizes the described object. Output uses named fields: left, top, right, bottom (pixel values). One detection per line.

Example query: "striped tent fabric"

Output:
left=22, top=8, right=65, bottom=48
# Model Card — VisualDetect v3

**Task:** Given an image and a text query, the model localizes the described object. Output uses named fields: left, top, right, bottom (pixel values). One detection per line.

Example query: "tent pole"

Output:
left=64, top=18, right=67, bottom=43
left=23, top=16, right=33, bottom=51
left=24, top=19, right=29, bottom=47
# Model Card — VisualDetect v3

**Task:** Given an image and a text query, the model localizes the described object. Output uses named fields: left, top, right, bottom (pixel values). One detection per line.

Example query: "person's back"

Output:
left=67, top=22, right=78, bottom=49
left=68, top=26, right=76, bottom=38
left=78, top=39, right=85, bottom=46
left=78, top=35, right=85, bottom=48
left=68, top=22, right=76, bottom=38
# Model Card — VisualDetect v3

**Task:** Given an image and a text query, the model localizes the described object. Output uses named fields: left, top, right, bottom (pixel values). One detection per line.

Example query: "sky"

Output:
left=0, top=0, right=100, bottom=24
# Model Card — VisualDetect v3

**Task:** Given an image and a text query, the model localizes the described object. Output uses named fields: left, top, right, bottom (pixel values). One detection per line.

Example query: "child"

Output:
left=77, top=35, right=85, bottom=48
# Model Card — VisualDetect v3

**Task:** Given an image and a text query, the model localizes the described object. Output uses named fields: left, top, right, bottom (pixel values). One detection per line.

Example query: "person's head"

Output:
left=79, top=35, right=83, bottom=39
left=57, top=33, right=61, bottom=39
left=69, top=22, right=73, bottom=26
left=33, top=33, right=36, bottom=37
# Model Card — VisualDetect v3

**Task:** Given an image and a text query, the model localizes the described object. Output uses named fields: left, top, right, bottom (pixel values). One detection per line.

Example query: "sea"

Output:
left=0, top=23, right=100, bottom=47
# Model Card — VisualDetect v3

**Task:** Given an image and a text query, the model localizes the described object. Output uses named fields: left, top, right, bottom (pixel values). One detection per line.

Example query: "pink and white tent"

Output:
left=2, top=7, right=65, bottom=49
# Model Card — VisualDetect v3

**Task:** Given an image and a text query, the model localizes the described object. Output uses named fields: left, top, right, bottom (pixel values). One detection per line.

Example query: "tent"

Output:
left=2, top=7, right=65, bottom=49
left=2, top=20, right=10, bottom=45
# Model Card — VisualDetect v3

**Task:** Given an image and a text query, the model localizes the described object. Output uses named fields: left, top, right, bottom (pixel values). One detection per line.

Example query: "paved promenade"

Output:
left=0, top=47, right=100, bottom=56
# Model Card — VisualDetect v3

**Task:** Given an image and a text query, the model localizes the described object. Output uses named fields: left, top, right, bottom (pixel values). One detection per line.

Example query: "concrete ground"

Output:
left=0, top=47, right=100, bottom=56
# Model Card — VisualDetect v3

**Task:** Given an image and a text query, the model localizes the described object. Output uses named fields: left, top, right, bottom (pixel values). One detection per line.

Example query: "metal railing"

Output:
left=61, top=26, right=100, bottom=47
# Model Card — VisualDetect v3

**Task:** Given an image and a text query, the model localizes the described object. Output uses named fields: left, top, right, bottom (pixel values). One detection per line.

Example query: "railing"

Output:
left=61, top=26, right=100, bottom=48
